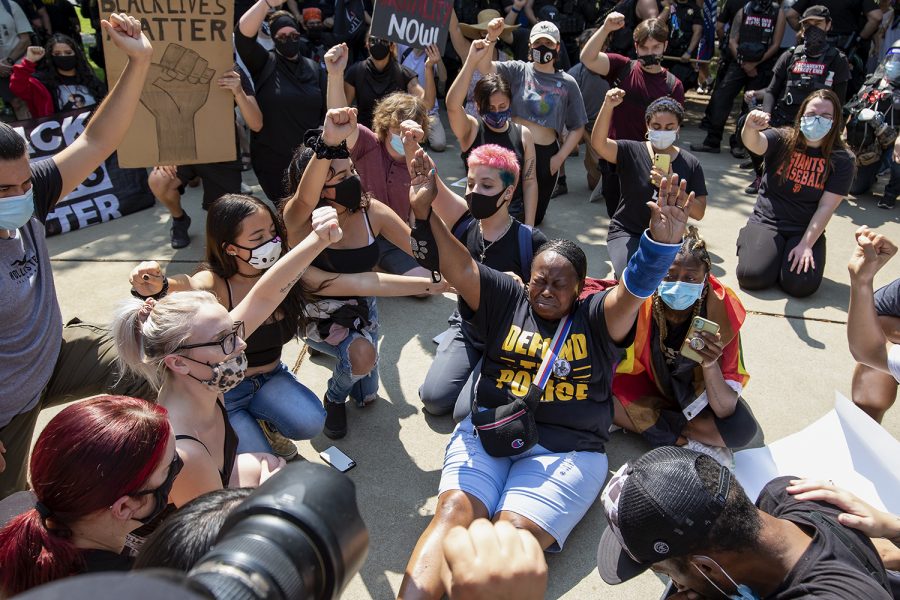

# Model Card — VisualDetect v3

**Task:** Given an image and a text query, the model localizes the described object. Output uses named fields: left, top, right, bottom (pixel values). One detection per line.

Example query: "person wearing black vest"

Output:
left=236, top=2, right=326, bottom=203
left=604, top=0, right=665, bottom=57
left=692, top=0, right=786, bottom=153
left=447, top=43, right=539, bottom=226
left=662, top=0, right=703, bottom=89
left=743, top=4, right=849, bottom=194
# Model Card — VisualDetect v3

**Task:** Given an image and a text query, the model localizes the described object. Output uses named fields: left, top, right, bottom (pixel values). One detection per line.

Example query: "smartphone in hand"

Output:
left=680, top=316, right=720, bottom=363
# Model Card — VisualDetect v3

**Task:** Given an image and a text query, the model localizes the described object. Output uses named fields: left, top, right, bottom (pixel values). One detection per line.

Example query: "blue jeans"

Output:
left=306, top=296, right=379, bottom=405
left=223, top=362, right=326, bottom=453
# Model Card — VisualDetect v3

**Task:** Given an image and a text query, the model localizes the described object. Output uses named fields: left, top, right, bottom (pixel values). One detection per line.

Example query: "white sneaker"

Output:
left=686, top=439, right=735, bottom=471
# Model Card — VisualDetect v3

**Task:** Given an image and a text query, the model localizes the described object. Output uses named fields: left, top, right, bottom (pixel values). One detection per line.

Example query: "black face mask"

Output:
left=637, top=53, right=664, bottom=67
left=465, top=188, right=508, bottom=220
left=132, top=453, right=183, bottom=525
left=369, top=41, right=390, bottom=60
left=531, top=44, right=557, bottom=65
left=306, top=26, right=322, bottom=41
left=52, top=54, right=78, bottom=71
left=275, top=37, right=301, bottom=59
left=322, top=174, right=363, bottom=211
left=802, top=25, right=828, bottom=56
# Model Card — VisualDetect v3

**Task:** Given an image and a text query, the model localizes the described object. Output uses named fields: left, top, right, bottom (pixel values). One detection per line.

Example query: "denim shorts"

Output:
left=438, top=416, right=609, bottom=551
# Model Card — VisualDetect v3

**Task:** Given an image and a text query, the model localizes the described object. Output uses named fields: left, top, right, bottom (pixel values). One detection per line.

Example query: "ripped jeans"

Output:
left=306, top=296, right=379, bottom=405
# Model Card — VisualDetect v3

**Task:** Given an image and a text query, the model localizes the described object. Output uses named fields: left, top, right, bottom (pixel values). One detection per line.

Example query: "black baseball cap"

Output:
left=800, top=5, right=831, bottom=21
left=596, top=446, right=732, bottom=584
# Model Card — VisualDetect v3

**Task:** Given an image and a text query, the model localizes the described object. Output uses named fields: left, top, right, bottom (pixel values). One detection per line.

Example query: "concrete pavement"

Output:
left=41, top=94, right=900, bottom=599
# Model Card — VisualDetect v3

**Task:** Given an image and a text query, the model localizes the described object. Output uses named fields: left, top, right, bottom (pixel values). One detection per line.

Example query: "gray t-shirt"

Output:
left=0, top=2, right=32, bottom=62
left=0, top=159, right=64, bottom=427
left=567, top=62, right=609, bottom=131
left=494, top=61, right=588, bottom=133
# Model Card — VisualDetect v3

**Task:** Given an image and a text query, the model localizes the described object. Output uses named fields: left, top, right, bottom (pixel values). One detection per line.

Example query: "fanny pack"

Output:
left=471, top=313, right=574, bottom=457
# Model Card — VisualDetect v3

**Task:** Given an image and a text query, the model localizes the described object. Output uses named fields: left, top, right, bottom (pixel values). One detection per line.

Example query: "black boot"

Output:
left=323, top=396, right=347, bottom=439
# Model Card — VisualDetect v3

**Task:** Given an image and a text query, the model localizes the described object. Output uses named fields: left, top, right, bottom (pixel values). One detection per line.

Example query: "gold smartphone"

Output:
left=680, top=317, right=720, bottom=363
left=653, top=153, right=671, bottom=173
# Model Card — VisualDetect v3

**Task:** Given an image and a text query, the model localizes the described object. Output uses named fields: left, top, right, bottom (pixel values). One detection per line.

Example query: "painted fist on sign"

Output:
left=140, top=43, right=215, bottom=163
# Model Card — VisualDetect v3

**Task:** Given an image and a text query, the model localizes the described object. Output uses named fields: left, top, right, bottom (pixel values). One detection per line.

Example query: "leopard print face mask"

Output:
left=182, top=352, right=248, bottom=393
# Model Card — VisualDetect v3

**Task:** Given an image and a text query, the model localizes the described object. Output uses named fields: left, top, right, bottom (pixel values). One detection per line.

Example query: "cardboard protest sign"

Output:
left=12, top=107, right=154, bottom=236
left=370, top=0, right=453, bottom=51
left=99, top=0, right=235, bottom=167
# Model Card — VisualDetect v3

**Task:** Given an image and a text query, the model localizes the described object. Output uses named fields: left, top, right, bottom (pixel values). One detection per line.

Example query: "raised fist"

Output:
left=25, top=46, right=45, bottom=63
left=604, top=12, right=626, bottom=31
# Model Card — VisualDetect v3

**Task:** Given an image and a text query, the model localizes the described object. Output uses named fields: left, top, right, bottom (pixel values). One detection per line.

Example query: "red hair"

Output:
left=466, top=144, right=521, bottom=188
left=0, top=396, right=170, bottom=596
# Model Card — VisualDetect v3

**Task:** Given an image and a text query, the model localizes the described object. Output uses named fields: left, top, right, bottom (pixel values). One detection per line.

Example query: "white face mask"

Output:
left=233, top=236, right=283, bottom=270
left=648, top=129, right=678, bottom=150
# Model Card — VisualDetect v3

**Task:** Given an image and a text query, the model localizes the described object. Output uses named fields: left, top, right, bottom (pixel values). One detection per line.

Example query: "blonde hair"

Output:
left=371, top=92, right=431, bottom=142
left=113, top=291, right=220, bottom=391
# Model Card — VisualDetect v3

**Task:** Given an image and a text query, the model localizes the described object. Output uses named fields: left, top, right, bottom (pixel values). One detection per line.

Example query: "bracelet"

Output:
left=131, top=276, right=169, bottom=300
left=311, top=135, right=350, bottom=160
left=511, top=5, right=521, bottom=12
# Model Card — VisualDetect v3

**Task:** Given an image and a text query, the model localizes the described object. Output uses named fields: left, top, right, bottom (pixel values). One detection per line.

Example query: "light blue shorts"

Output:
left=438, top=415, right=609, bottom=551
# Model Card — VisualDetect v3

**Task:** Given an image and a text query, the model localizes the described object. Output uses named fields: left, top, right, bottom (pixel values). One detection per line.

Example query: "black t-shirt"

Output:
left=790, top=0, right=878, bottom=35
left=750, top=129, right=855, bottom=234
left=766, top=47, right=851, bottom=125
left=668, top=0, right=704, bottom=55
left=756, top=477, right=892, bottom=599
left=81, top=549, right=134, bottom=573
left=718, top=0, right=746, bottom=26
left=461, top=265, right=635, bottom=453
left=874, top=278, right=900, bottom=317
left=456, top=216, right=548, bottom=278
left=344, top=58, right=417, bottom=129
left=610, top=140, right=707, bottom=240
left=234, top=29, right=326, bottom=165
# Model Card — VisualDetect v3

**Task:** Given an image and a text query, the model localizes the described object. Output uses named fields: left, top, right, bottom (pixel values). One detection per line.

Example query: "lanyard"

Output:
left=533, top=313, right=575, bottom=390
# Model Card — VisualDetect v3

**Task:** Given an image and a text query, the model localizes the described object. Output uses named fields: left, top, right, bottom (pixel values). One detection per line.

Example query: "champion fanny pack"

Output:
left=471, top=313, right=574, bottom=457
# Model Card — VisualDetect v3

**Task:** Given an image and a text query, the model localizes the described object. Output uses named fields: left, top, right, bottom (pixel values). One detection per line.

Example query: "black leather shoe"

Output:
left=690, top=142, right=720, bottom=153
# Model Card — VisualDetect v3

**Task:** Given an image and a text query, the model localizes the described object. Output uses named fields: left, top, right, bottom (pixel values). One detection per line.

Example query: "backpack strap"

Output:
left=400, top=46, right=415, bottom=64
left=517, top=223, right=534, bottom=282
left=254, top=52, right=278, bottom=91
left=613, top=59, right=636, bottom=89
left=452, top=213, right=475, bottom=240
left=0, top=0, right=11, bottom=16
left=665, top=70, right=677, bottom=95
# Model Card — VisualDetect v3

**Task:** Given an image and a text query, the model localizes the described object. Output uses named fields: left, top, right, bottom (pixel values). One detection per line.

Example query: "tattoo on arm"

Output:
left=279, top=269, right=307, bottom=294
left=524, top=158, right=535, bottom=180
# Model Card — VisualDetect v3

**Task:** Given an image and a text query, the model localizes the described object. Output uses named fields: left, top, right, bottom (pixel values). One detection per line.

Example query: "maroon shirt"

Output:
left=603, top=54, right=685, bottom=141
left=351, top=124, right=411, bottom=219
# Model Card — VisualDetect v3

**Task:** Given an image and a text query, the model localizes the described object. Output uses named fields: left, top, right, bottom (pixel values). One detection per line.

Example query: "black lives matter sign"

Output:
left=12, top=108, right=154, bottom=235
left=370, top=0, right=453, bottom=51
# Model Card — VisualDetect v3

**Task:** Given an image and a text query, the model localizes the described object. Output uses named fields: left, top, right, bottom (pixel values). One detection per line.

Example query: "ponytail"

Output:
left=0, top=510, right=85, bottom=596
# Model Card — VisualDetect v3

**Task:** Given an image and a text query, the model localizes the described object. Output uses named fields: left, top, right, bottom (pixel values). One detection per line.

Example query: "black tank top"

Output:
left=460, top=119, right=525, bottom=202
left=225, top=280, right=295, bottom=367
left=175, top=401, right=238, bottom=487
left=311, top=209, right=379, bottom=273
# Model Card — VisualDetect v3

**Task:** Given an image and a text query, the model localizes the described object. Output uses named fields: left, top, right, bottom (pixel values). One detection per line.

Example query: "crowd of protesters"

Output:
left=0, top=0, right=899, bottom=598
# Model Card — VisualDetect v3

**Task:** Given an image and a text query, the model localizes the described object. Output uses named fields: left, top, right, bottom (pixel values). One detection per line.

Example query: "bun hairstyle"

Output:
left=113, top=291, right=220, bottom=391
left=0, top=396, right=170, bottom=597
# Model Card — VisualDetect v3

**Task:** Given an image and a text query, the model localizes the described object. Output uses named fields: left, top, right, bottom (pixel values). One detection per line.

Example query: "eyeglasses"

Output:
left=131, top=452, right=184, bottom=499
left=276, top=32, right=301, bottom=42
left=177, top=321, right=245, bottom=355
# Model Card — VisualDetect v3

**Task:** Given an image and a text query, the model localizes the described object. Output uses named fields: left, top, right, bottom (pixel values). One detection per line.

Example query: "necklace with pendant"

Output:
left=479, top=215, right=514, bottom=262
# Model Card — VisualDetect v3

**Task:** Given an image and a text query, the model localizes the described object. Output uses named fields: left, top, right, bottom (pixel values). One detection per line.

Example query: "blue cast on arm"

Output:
left=621, top=230, right=682, bottom=298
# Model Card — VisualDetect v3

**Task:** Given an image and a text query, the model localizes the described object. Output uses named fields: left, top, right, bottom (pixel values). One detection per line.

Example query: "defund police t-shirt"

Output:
left=461, top=264, right=635, bottom=453
left=750, top=128, right=855, bottom=234
left=756, top=477, right=892, bottom=599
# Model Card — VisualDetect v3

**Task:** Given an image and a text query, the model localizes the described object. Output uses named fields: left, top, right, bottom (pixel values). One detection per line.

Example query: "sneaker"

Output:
left=739, top=159, right=754, bottom=170
left=730, top=146, right=748, bottom=159
left=354, top=393, right=378, bottom=409
left=744, top=175, right=761, bottom=195
left=878, top=196, right=896, bottom=209
left=686, top=438, right=735, bottom=470
left=259, top=420, right=299, bottom=461
left=170, top=213, right=191, bottom=249
left=551, top=180, right=568, bottom=198
left=690, top=141, right=721, bottom=153
left=323, top=398, right=347, bottom=439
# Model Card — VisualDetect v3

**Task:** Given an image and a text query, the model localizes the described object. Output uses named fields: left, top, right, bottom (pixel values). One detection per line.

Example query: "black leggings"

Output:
left=736, top=221, right=827, bottom=298
left=533, top=140, right=560, bottom=226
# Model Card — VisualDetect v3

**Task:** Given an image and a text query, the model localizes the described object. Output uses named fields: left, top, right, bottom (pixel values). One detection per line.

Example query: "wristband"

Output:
left=311, top=135, right=350, bottom=160
left=511, top=5, right=521, bottom=12
left=621, top=230, right=681, bottom=298
left=131, top=276, right=169, bottom=300
left=410, top=207, right=442, bottom=283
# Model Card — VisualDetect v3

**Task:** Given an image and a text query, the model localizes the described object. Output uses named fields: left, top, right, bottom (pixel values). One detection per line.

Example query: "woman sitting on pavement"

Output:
left=416, top=143, right=548, bottom=420
left=399, top=146, right=696, bottom=598
left=10, top=34, right=106, bottom=117
left=447, top=42, right=538, bottom=226
left=114, top=206, right=344, bottom=516
left=282, top=107, right=443, bottom=438
left=0, top=396, right=176, bottom=596
left=592, top=89, right=707, bottom=277
left=737, top=89, right=855, bottom=298
left=129, top=193, right=446, bottom=456
left=324, top=42, right=434, bottom=279
left=612, top=226, right=758, bottom=468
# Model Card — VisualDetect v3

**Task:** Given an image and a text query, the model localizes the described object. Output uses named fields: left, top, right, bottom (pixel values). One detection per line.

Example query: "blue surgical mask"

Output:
left=799, top=115, right=833, bottom=142
left=692, top=556, right=761, bottom=600
left=390, top=132, right=404, bottom=155
left=885, top=60, right=900, bottom=80
left=657, top=279, right=704, bottom=310
left=0, top=188, right=35, bottom=230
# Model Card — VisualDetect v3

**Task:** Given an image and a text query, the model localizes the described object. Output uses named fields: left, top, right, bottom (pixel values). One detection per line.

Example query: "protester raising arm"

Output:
left=591, top=88, right=624, bottom=163
left=741, top=109, right=771, bottom=156
left=53, top=13, right=151, bottom=199
left=580, top=12, right=626, bottom=76
left=422, top=44, right=444, bottom=116
left=847, top=227, right=899, bottom=378
left=446, top=40, right=483, bottom=151
left=323, top=44, right=360, bottom=148
left=219, top=69, right=262, bottom=132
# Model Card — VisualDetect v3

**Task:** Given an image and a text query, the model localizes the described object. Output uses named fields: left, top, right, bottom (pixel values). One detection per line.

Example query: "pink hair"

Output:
left=466, top=144, right=520, bottom=188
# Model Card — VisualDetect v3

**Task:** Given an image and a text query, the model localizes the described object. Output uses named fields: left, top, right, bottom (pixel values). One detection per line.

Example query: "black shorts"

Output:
left=175, top=160, right=242, bottom=209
